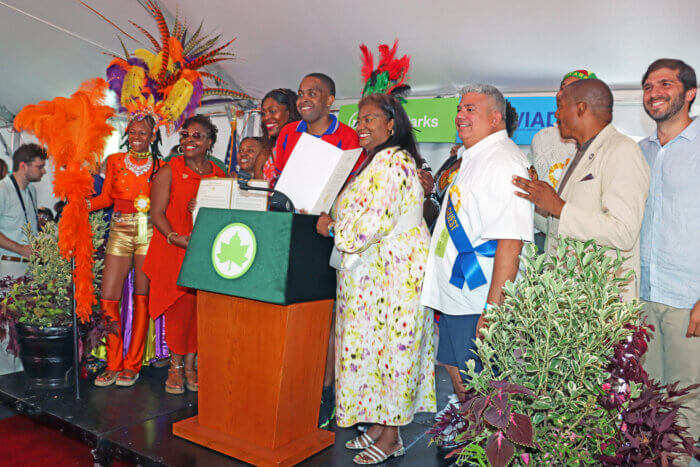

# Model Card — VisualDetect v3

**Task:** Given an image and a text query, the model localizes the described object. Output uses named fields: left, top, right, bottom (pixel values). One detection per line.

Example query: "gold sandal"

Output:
left=165, top=363, right=185, bottom=394
left=94, top=369, right=120, bottom=387
left=115, top=369, right=140, bottom=387
left=185, top=368, right=198, bottom=392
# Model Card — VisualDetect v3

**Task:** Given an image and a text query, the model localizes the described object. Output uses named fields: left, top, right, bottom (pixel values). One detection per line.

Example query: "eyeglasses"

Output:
left=179, top=130, right=209, bottom=140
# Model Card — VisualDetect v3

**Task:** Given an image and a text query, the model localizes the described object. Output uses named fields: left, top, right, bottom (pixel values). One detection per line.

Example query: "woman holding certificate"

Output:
left=315, top=42, right=435, bottom=465
left=143, top=115, right=225, bottom=394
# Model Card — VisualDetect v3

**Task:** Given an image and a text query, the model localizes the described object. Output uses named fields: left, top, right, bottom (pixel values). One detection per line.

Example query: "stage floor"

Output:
left=0, top=365, right=455, bottom=466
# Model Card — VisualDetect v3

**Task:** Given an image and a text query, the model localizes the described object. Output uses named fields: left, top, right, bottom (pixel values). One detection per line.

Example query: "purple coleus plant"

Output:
left=598, top=322, right=700, bottom=465
left=429, top=380, right=537, bottom=467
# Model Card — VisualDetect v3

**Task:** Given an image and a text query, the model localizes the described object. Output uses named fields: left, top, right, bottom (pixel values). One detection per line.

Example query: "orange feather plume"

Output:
left=13, top=78, right=115, bottom=321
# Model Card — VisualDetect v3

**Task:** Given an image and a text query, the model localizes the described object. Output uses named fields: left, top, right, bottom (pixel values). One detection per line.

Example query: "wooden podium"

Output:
left=173, top=209, right=337, bottom=466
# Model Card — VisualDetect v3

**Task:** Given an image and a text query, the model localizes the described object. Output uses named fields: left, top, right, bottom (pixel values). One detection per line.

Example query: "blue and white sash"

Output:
left=445, top=196, right=497, bottom=289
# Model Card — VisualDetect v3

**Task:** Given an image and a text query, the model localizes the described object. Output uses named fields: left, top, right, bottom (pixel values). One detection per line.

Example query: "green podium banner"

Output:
left=178, top=208, right=336, bottom=305
left=338, top=97, right=459, bottom=143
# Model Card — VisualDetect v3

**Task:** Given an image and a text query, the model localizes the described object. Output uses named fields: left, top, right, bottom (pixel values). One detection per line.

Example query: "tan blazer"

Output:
left=546, top=124, right=650, bottom=302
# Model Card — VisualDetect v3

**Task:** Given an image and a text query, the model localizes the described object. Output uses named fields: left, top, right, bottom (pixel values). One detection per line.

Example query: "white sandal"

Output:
left=345, top=432, right=376, bottom=450
left=353, top=443, right=405, bottom=464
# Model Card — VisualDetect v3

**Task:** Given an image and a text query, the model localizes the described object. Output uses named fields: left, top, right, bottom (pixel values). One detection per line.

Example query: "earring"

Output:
left=389, top=129, right=394, bottom=136
left=206, top=148, right=213, bottom=156
left=176, top=145, right=183, bottom=155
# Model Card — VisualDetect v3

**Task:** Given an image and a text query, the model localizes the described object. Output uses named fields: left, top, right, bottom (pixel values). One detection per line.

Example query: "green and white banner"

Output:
left=338, top=97, right=459, bottom=143
left=338, top=95, right=558, bottom=145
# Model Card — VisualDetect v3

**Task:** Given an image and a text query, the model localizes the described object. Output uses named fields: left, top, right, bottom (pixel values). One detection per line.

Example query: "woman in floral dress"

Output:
left=317, top=93, right=435, bottom=464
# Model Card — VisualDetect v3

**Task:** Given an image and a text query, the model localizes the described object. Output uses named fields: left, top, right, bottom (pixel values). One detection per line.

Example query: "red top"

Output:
left=142, top=156, right=225, bottom=319
left=91, top=152, right=154, bottom=213
left=272, top=115, right=365, bottom=184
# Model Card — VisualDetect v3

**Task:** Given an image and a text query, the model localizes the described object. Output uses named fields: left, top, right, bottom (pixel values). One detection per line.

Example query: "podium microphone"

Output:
left=237, top=175, right=295, bottom=212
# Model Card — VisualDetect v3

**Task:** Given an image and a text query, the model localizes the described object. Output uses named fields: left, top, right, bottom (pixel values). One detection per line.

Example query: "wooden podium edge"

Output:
left=173, top=415, right=335, bottom=467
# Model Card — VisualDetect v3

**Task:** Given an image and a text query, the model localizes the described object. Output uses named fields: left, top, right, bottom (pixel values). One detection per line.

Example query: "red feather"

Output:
left=79, top=1, right=142, bottom=45
left=377, top=41, right=398, bottom=69
left=184, top=38, right=236, bottom=70
left=359, top=44, right=374, bottom=82
left=360, top=40, right=410, bottom=95
left=202, top=88, right=252, bottom=100
left=199, top=71, right=228, bottom=85
left=129, top=20, right=161, bottom=52
left=144, top=0, right=171, bottom=83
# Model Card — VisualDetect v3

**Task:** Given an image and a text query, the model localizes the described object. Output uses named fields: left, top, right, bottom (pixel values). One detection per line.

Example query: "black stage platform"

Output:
left=0, top=365, right=455, bottom=466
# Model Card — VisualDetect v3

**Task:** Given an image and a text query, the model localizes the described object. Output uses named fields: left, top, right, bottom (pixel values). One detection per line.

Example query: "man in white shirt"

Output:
left=421, top=84, right=533, bottom=449
left=0, top=143, right=47, bottom=375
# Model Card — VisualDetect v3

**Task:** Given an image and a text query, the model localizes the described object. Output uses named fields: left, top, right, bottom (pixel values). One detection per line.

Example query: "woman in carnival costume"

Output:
left=89, top=114, right=160, bottom=387
left=87, top=0, right=250, bottom=387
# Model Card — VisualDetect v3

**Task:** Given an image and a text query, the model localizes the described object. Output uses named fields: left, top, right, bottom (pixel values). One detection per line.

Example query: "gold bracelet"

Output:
left=167, top=232, right=178, bottom=244
left=85, top=198, right=91, bottom=211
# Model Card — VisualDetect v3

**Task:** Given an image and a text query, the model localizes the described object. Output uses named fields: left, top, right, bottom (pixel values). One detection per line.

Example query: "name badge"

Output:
left=435, top=228, right=449, bottom=258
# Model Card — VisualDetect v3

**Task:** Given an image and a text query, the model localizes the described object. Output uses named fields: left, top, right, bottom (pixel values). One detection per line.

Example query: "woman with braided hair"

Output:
left=90, top=115, right=161, bottom=387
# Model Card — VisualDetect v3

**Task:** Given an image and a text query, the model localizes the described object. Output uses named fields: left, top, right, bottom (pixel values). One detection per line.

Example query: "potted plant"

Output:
left=0, top=213, right=116, bottom=389
left=430, top=238, right=699, bottom=466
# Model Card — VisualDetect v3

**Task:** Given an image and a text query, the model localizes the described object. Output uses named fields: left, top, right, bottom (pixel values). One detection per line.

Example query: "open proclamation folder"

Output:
left=193, top=178, right=268, bottom=222
left=274, top=133, right=363, bottom=214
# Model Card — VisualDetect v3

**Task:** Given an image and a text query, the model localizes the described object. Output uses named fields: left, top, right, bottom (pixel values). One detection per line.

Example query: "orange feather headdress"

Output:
left=84, top=0, right=251, bottom=134
left=13, top=79, right=115, bottom=321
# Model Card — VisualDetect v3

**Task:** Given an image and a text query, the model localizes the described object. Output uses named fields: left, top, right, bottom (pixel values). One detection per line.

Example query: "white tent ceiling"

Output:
left=1, top=0, right=699, bottom=117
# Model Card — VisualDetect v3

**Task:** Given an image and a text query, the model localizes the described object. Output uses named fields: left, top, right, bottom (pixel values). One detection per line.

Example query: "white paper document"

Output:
left=274, top=133, right=362, bottom=214
left=193, top=178, right=268, bottom=222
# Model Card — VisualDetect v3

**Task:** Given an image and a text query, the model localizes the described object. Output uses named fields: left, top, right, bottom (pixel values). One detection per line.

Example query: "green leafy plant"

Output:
left=433, top=238, right=643, bottom=465
left=0, top=214, right=115, bottom=355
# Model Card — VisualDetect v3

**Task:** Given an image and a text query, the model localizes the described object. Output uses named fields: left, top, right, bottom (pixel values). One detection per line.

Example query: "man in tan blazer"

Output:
left=513, top=79, right=650, bottom=302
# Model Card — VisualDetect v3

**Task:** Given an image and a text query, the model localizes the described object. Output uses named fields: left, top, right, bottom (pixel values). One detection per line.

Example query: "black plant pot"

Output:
left=15, top=323, right=75, bottom=389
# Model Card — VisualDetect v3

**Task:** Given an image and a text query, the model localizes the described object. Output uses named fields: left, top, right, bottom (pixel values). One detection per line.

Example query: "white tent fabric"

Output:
left=1, top=0, right=699, bottom=114
left=1, top=0, right=698, bottom=211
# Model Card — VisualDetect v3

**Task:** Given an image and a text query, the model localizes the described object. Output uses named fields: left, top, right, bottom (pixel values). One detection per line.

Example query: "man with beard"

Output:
left=0, top=143, right=47, bottom=375
left=638, top=58, right=699, bottom=443
left=512, top=79, right=650, bottom=302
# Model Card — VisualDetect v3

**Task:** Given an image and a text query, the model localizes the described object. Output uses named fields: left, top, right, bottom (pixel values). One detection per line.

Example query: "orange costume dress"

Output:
left=90, top=151, right=155, bottom=374
left=143, top=156, right=224, bottom=355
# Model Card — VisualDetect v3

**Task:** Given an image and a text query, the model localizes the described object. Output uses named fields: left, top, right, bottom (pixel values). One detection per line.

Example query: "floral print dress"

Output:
left=333, top=146, right=436, bottom=427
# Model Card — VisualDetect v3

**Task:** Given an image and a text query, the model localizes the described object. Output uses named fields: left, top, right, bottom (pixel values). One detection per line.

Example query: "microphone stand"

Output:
left=237, top=176, right=295, bottom=213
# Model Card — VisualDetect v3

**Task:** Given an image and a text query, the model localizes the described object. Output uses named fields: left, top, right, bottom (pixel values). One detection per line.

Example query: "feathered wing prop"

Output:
left=360, top=39, right=410, bottom=97
left=13, top=79, right=115, bottom=322
left=81, top=0, right=251, bottom=133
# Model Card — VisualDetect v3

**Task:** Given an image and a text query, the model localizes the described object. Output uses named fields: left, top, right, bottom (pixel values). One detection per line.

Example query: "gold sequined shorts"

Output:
left=106, top=213, right=153, bottom=257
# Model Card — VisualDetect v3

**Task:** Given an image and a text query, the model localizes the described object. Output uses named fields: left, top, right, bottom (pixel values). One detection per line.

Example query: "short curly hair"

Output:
left=182, top=114, right=219, bottom=147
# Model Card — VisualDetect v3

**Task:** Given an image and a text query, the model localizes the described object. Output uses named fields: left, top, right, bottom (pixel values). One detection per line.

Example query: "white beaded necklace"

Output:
left=125, top=153, right=153, bottom=177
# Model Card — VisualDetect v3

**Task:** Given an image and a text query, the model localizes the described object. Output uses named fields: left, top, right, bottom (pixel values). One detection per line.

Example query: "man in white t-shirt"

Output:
left=421, top=84, right=533, bottom=449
